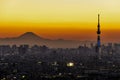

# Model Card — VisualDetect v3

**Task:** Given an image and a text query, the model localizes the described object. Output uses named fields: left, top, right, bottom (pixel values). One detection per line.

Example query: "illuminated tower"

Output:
left=96, top=14, right=101, bottom=59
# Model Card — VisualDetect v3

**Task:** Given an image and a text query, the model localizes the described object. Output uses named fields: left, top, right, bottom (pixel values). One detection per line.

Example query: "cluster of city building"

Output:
left=0, top=43, right=120, bottom=80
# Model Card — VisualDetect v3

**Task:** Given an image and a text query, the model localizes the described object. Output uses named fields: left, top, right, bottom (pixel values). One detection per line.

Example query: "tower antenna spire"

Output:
left=98, top=14, right=100, bottom=24
left=96, top=14, right=101, bottom=59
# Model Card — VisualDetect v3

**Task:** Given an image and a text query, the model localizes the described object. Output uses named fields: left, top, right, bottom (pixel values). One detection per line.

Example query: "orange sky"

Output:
left=0, top=0, right=120, bottom=42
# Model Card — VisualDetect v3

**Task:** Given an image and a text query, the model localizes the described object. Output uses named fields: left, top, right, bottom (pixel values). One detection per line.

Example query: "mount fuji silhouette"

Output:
left=18, top=32, right=42, bottom=39
left=0, top=32, right=92, bottom=48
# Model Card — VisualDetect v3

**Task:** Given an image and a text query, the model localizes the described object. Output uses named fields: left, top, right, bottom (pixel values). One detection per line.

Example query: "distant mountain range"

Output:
left=0, top=32, right=95, bottom=48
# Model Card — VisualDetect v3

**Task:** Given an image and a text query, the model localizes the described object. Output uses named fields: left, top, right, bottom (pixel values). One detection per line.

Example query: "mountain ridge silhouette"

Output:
left=0, top=32, right=94, bottom=48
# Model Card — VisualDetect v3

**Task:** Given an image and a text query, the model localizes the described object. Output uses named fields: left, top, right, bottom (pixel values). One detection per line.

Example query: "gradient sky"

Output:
left=0, top=0, right=120, bottom=42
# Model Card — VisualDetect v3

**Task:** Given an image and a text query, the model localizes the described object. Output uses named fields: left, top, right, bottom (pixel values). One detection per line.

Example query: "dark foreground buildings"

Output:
left=0, top=43, right=120, bottom=80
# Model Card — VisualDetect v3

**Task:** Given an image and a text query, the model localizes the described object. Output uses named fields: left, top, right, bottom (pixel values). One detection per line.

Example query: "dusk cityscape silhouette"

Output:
left=1, top=0, right=120, bottom=80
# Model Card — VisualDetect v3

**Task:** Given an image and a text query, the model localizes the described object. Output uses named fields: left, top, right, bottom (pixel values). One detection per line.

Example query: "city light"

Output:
left=22, top=75, right=25, bottom=79
left=37, top=61, right=42, bottom=64
left=67, top=62, right=74, bottom=67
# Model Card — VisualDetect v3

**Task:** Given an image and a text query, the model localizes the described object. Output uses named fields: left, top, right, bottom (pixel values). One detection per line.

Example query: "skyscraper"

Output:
left=96, top=14, right=101, bottom=59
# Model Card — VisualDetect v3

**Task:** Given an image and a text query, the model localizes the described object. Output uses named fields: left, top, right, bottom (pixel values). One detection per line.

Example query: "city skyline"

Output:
left=0, top=0, right=120, bottom=41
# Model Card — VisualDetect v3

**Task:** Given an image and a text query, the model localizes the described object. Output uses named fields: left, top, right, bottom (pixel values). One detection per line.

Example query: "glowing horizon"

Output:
left=0, top=0, right=120, bottom=41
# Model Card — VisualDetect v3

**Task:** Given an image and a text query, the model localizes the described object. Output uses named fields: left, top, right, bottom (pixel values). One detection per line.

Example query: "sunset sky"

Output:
left=0, top=0, right=120, bottom=42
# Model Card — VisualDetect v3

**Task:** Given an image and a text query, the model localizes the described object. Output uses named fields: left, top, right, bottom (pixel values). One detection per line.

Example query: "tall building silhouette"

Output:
left=96, top=14, right=101, bottom=59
